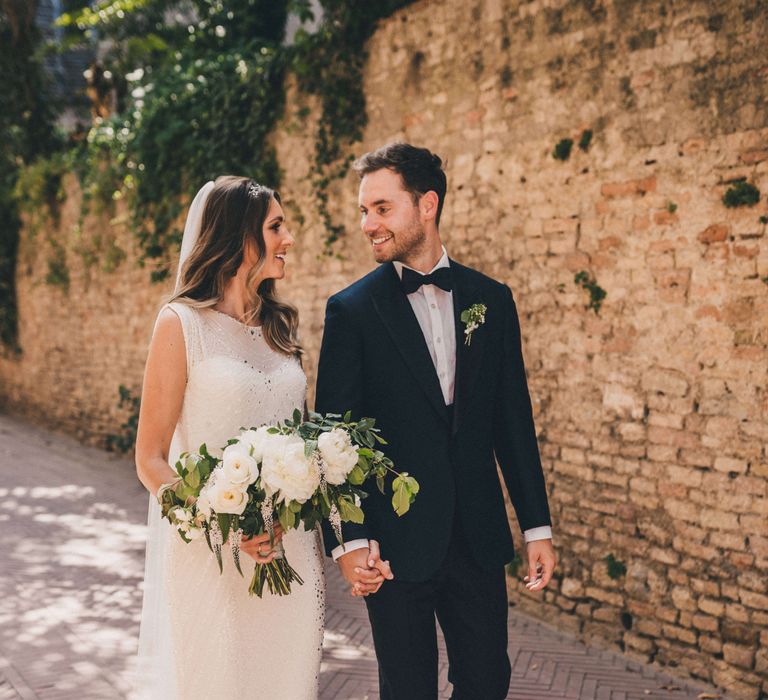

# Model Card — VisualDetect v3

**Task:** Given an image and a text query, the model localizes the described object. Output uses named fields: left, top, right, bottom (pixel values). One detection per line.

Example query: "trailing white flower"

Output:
left=196, top=490, right=213, bottom=519
left=318, top=428, right=359, bottom=485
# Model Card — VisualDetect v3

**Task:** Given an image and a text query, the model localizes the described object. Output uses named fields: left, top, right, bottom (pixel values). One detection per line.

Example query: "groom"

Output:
left=315, top=143, right=556, bottom=699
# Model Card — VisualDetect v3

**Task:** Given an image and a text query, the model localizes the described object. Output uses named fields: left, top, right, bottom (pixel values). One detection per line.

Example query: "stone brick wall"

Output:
left=2, top=0, right=767, bottom=697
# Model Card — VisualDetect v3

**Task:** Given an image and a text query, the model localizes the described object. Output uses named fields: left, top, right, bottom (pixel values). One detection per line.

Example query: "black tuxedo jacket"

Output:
left=315, top=260, right=551, bottom=582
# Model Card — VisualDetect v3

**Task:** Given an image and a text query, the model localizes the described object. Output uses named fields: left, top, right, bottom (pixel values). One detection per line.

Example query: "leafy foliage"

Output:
left=290, top=0, right=418, bottom=254
left=106, top=384, right=141, bottom=453
left=604, top=553, right=627, bottom=580
left=553, top=137, right=573, bottom=161
left=506, top=553, right=523, bottom=578
left=0, top=2, right=63, bottom=349
left=574, top=270, right=607, bottom=315
left=578, top=129, right=592, bottom=151
left=7, top=0, right=419, bottom=341
left=722, top=180, right=760, bottom=208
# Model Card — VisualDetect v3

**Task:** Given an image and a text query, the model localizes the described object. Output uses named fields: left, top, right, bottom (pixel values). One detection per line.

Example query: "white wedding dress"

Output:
left=135, top=303, right=325, bottom=699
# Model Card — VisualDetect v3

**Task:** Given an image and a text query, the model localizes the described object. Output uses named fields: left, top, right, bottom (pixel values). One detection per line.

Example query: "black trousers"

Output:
left=364, top=517, right=512, bottom=700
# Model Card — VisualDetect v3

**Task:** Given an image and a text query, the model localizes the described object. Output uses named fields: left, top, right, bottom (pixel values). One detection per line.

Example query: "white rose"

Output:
left=317, top=428, right=359, bottom=485
left=238, top=426, right=273, bottom=463
left=260, top=434, right=320, bottom=504
left=209, top=481, right=249, bottom=515
left=222, top=443, right=259, bottom=485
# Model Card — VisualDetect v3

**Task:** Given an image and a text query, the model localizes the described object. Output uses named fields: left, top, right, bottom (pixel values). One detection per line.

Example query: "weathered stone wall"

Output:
left=2, top=0, right=767, bottom=697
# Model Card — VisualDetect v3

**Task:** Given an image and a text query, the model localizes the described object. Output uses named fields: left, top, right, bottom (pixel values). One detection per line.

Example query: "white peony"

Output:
left=260, top=434, right=320, bottom=504
left=238, top=426, right=273, bottom=463
left=222, top=442, right=259, bottom=485
left=317, top=428, right=359, bottom=485
left=209, top=480, right=249, bottom=515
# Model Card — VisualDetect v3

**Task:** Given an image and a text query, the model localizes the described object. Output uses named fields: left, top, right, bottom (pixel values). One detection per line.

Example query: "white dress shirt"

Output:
left=332, top=248, right=552, bottom=561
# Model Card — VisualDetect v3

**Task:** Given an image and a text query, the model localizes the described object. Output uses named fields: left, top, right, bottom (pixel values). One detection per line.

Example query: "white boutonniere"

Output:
left=460, top=303, right=486, bottom=346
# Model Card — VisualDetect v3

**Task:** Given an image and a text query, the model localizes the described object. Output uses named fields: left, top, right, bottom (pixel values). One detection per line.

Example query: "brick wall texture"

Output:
left=1, top=1, right=767, bottom=697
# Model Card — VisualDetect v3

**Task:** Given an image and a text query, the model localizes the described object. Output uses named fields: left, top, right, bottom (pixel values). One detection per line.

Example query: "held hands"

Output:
left=240, top=524, right=284, bottom=565
left=337, top=540, right=394, bottom=597
left=523, top=538, right=557, bottom=592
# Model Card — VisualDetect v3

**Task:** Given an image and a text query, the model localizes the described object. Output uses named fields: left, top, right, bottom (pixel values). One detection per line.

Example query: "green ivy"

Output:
left=574, top=270, right=607, bottom=315
left=106, top=384, right=141, bottom=453
left=8, top=0, right=419, bottom=343
left=604, top=553, right=627, bottom=580
left=506, top=552, right=524, bottom=578
left=722, top=180, right=760, bottom=208
left=0, top=4, right=62, bottom=350
left=290, top=1, right=418, bottom=255
left=578, top=129, right=592, bottom=151
left=553, top=138, right=574, bottom=161
left=45, top=237, right=71, bottom=290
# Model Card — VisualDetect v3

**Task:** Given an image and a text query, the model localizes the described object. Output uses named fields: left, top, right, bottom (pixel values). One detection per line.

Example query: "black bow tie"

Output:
left=400, top=266, right=453, bottom=295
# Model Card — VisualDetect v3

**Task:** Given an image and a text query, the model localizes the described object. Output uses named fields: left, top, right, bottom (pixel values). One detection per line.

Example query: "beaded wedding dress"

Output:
left=135, top=303, right=325, bottom=699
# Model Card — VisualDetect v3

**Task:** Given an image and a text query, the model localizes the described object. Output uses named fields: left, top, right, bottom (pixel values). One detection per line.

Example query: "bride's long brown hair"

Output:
left=169, top=175, right=302, bottom=357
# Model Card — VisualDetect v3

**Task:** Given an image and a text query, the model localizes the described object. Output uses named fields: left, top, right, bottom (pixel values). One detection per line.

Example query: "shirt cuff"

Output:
left=523, top=526, right=552, bottom=543
left=331, top=538, right=369, bottom=562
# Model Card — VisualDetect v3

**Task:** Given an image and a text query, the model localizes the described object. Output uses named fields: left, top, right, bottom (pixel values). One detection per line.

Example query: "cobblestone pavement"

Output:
left=0, top=413, right=728, bottom=699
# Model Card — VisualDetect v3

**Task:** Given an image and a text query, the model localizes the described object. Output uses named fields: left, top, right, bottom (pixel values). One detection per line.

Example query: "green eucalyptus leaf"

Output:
left=218, top=513, right=232, bottom=543
left=392, top=483, right=411, bottom=516
left=337, top=496, right=365, bottom=524
left=348, top=464, right=366, bottom=486
left=278, top=505, right=293, bottom=532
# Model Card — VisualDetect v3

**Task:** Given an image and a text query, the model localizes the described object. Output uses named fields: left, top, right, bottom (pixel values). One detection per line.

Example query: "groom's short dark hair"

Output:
left=353, top=143, right=447, bottom=226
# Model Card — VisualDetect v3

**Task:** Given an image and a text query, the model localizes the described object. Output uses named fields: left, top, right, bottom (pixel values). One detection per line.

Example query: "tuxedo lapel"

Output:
left=369, top=265, right=450, bottom=425
left=451, top=261, right=486, bottom=435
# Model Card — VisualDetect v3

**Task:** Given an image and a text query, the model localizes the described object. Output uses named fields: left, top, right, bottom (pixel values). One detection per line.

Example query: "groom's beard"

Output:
left=372, top=218, right=427, bottom=265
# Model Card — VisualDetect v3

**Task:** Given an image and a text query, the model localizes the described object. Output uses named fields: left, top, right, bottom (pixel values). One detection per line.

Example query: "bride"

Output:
left=133, top=177, right=324, bottom=699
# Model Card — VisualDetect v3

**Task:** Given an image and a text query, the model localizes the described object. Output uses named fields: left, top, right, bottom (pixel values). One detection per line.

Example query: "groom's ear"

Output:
left=419, top=190, right=439, bottom=223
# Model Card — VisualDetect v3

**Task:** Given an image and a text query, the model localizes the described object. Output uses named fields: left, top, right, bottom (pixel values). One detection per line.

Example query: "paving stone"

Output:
left=0, top=414, right=730, bottom=699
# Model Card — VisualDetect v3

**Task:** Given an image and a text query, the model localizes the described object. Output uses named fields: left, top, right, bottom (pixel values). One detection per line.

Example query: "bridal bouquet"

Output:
left=158, top=410, right=419, bottom=597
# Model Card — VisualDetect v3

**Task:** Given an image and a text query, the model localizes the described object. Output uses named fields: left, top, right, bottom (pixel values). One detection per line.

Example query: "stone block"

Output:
left=723, top=643, right=756, bottom=670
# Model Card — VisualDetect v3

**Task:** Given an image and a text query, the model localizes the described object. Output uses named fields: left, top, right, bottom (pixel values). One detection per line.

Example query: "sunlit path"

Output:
left=0, top=413, right=726, bottom=699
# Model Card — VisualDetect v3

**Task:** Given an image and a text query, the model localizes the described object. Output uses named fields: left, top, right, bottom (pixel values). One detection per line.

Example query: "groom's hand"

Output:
left=523, top=539, right=556, bottom=592
left=337, top=540, right=393, bottom=596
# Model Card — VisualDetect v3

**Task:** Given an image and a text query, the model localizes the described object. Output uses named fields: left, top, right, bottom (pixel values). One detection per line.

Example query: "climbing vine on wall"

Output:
left=5, top=0, right=420, bottom=334
left=0, top=2, right=62, bottom=350
left=291, top=0, right=417, bottom=255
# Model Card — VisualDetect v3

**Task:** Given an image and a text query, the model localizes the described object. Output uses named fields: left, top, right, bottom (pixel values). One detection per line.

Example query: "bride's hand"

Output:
left=240, top=525, right=284, bottom=564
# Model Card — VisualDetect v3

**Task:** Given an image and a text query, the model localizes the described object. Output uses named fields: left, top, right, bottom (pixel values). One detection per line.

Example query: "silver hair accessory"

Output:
left=248, top=183, right=264, bottom=198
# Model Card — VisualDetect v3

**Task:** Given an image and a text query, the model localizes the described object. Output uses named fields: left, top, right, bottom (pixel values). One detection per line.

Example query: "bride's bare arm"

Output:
left=135, top=308, right=187, bottom=495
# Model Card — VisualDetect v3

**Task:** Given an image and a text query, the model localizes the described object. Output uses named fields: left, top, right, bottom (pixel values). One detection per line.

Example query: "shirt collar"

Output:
left=393, top=246, right=450, bottom=280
